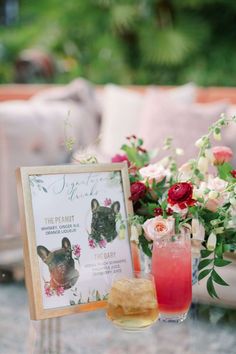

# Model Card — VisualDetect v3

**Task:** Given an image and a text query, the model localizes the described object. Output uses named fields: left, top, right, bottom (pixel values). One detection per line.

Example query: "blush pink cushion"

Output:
left=138, top=89, right=229, bottom=161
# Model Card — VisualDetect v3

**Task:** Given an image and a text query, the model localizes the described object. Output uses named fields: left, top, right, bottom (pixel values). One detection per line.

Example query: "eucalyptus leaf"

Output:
left=200, top=249, right=213, bottom=258
left=207, top=277, right=219, bottom=299
left=214, top=258, right=232, bottom=267
left=212, top=270, right=229, bottom=286
left=198, top=268, right=211, bottom=281
left=198, top=258, right=213, bottom=271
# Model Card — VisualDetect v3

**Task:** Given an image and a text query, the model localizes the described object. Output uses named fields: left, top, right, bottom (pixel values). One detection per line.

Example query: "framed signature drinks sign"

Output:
left=16, top=163, right=139, bottom=320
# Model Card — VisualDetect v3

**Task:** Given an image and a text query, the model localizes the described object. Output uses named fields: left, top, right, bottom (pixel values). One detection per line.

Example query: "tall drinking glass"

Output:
left=151, top=229, right=192, bottom=323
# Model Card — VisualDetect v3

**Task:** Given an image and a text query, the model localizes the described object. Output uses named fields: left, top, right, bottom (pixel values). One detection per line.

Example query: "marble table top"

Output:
left=0, top=282, right=236, bottom=354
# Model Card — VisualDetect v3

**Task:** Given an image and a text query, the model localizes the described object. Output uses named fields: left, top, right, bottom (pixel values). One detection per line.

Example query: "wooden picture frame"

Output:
left=16, top=163, right=140, bottom=320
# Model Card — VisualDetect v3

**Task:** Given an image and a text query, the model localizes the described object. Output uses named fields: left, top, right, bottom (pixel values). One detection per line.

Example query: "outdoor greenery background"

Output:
left=0, top=0, right=236, bottom=85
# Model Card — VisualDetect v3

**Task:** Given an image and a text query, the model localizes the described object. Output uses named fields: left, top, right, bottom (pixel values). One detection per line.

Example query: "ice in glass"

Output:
left=106, top=274, right=159, bottom=331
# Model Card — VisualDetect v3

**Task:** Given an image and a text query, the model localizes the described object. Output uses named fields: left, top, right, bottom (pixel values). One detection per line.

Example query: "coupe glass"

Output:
left=106, top=271, right=159, bottom=331
left=151, top=228, right=192, bottom=323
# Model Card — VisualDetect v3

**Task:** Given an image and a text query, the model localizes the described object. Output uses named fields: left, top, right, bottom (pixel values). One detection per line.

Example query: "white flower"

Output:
left=176, top=148, right=184, bottom=156
left=208, top=191, right=219, bottom=200
left=213, top=131, right=222, bottom=141
left=168, top=204, right=188, bottom=217
left=193, top=182, right=207, bottom=200
left=130, top=224, right=140, bottom=244
left=197, top=156, right=208, bottom=174
left=142, top=216, right=175, bottom=241
left=139, top=163, right=169, bottom=184
left=178, top=162, right=192, bottom=181
left=192, top=219, right=205, bottom=241
left=196, top=176, right=229, bottom=212
left=230, top=197, right=236, bottom=206
left=195, top=137, right=205, bottom=148
left=205, top=149, right=214, bottom=164
left=207, top=232, right=217, bottom=251
left=207, top=176, right=228, bottom=192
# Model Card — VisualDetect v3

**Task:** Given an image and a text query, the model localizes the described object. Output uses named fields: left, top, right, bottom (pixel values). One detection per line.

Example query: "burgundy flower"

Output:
left=111, top=154, right=130, bottom=166
left=154, top=207, right=163, bottom=216
left=230, top=170, right=236, bottom=178
left=168, top=182, right=195, bottom=208
left=130, top=182, right=147, bottom=202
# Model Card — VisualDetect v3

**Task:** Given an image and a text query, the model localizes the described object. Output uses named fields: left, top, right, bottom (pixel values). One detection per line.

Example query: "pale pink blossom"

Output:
left=197, top=176, right=229, bottom=212
left=56, top=286, right=65, bottom=296
left=178, top=162, right=192, bottom=181
left=212, top=146, right=233, bottom=165
left=104, top=198, right=112, bottom=207
left=139, top=163, right=169, bottom=184
left=44, top=283, right=53, bottom=297
left=197, top=156, right=208, bottom=174
left=167, top=204, right=188, bottom=217
left=98, top=239, right=107, bottom=248
left=73, top=244, right=81, bottom=258
left=89, top=239, right=96, bottom=249
left=142, top=216, right=175, bottom=241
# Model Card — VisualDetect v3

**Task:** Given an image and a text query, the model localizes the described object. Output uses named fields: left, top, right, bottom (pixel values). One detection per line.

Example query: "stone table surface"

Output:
left=0, top=283, right=236, bottom=354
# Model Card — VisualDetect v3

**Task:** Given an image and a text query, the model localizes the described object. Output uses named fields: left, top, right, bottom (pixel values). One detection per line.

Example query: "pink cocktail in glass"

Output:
left=151, top=233, right=192, bottom=322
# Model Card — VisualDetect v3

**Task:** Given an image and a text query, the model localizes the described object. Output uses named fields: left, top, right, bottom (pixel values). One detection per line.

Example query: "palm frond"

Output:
left=111, top=4, right=138, bottom=33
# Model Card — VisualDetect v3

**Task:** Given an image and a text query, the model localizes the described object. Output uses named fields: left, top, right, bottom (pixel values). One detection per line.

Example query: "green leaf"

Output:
left=200, top=249, right=213, bottom=258
left=139, top=234, right=152, bottom=257
left=212, top=270, right=229, bottom=286
left=198, top=268, right=211, bottom=281
left=214, top=258, right=232, bottom=267
left=198, top=258, right=213, bottom=271
left=217, top=162, right=234, bottom=181
left=215, top=243, right=223, bottom=258
left=207, top=277, right=219, bottom=299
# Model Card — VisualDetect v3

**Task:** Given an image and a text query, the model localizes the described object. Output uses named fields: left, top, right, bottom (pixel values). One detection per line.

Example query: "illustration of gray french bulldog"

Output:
left=90, top=198, right=120, bottom=243
left=37, top=237, right=79, bottom=290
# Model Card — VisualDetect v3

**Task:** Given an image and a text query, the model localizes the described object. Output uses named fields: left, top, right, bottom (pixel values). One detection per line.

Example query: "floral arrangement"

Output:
left=112, top=115, right=236, bottom=298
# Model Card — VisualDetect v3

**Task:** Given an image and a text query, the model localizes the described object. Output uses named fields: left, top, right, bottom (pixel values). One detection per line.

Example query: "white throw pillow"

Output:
left=0, top=80, right=100, bottom=239
left=99, top=83, right=197, bottom=156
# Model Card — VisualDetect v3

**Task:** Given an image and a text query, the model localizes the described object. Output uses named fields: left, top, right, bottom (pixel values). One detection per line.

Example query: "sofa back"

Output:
left=1, top=84, right=236, bottom=103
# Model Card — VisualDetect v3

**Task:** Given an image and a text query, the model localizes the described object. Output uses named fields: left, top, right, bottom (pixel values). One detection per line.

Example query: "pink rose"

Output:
left=142, top=216, right=175, bottom=241
left=212, top=146, right=233, bottom=165
left=139, top=163, right=169, bottom=184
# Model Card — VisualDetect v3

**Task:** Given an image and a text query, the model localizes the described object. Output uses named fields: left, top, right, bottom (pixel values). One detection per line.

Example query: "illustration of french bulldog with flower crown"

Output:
left=37, top=237, right=79, bottom=290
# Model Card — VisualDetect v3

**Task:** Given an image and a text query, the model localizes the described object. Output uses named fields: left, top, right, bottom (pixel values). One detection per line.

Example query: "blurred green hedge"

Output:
left=1, top=0, right=236, bottom=85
